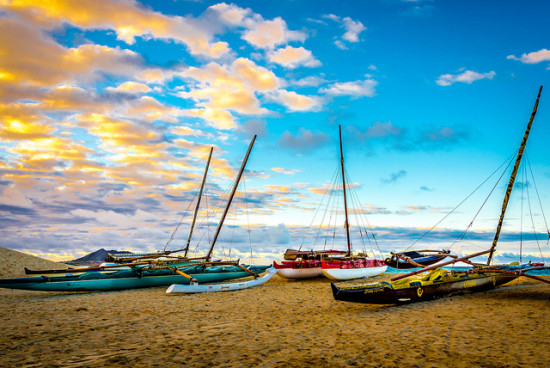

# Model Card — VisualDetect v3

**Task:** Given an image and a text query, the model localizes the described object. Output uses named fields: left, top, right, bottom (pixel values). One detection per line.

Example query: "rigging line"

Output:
left=163, top=191, right=198, bottom=252
left=319, top=170, right=339, bottom=250
left=192, top=177, right=237, bottom=257
left=407, top=151, right=517, bottom=251
left=190, top=173, right=238, bottom=257
left=241, top=176, right=255, bottom=262
left=449, top=154, right=515, bottom=248
left=346, top=172, right=368, bottom=253
left=520, top=163, right=525, bottom=263
left=526, top=155, right=550, bottom=244
left=191, top=180, right=231, bottom=243
left=300, top=165, right=340, bottom=250
left=344, top=167, right=382, bottom=257
left=525, top=164, right=545, bottom=262
left=331, top=180, right=342, bottom=250
left=327, top=174, right=338, bottom=250
left=325, top=165, right=341, bottom=251
left=334, top=170, right=346, bottom=250
left=310, top=166, right=340, bottom=249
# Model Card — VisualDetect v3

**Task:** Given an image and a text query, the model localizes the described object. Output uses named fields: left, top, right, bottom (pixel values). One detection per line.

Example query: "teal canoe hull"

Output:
left=0, top=265, right=269, bottom=292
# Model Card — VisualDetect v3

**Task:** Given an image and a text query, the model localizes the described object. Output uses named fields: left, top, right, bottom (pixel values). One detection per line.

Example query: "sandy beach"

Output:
left=0, top=247, right=549, bottom=368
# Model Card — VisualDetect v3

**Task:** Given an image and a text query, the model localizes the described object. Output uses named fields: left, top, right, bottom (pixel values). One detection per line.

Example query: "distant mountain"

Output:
left=65, top=248, right=134, bottom=265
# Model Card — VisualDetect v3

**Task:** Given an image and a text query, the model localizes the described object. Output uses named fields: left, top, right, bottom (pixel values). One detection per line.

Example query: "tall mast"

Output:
left=339, top=125, right=352, bottom=256
left=487, top=86, right=543, bottom=265
left=184, top=147, right=213, bottom=257
left=206, top=136, right=257, bottom=261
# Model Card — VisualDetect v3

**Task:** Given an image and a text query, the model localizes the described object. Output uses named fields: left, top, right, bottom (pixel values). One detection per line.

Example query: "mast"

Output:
left=339, top=125, right=352, bottom=256
left=205, top=136, right=257, bottom=261
left=487, top=86, right=543, bottom=265
left=184, top=147, right=213, bottom=257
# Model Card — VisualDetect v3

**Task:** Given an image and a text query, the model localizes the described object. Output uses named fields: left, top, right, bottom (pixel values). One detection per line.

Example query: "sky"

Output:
left=1, top=0, right=549, bottom=265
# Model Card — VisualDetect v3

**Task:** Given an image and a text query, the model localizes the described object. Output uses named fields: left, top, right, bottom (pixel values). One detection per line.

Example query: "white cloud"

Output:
left=293, top=76, right=325, bottom=87
left=342, top=17, right=366, bottom=43
left=436, top=70, right=496, bottom=86
left=334, top=40, right=348, bottom=50
left=323, top=14, right=366, bottom=48
left=320, top=79, right=377, bottom=97
left=70, top=209, right=156, bottom=227
left=507, top=49, right=550, bottom=64
left=268, top=46, right=321, bottom=69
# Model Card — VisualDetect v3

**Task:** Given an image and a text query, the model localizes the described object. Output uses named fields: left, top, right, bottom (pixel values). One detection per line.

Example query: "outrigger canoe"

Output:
left=330, top=264, right=545, bottom=304
left=0, top=264, right=270, bottom=292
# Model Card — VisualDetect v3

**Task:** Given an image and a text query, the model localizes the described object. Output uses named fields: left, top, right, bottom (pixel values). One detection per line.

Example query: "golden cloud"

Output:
left=268, top=46, right=321, bottom=69
left=0, top=19, right=145, bottom=88
left=272, top=90, right=321, bottom=112
left=3, top=0, right=230, bottom=58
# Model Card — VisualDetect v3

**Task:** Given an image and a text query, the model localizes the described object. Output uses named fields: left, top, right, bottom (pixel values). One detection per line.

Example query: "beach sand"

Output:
left=0, top=247, right=548, bottom=368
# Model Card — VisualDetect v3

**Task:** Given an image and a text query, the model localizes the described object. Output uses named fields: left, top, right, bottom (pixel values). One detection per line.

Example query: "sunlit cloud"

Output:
left=269, top=90, right=322, bottom=111
left=268, top=46, right=321, bottom=69
left=0, top=18, right=145, bottom=88
left=209, top=3, right=252, bottom=26
left=3, top=0, right=230, bottom=58
left=177, top=58, right=278, bottom=126
left=436, top=69, right=496, bottom=86
left=242, top=17, right=306, bottom=49
left=108, top=81, right=152, bottom=93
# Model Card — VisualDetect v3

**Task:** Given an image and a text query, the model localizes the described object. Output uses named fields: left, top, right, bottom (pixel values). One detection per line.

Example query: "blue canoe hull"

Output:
left=0, top=266, right=269, bottom=292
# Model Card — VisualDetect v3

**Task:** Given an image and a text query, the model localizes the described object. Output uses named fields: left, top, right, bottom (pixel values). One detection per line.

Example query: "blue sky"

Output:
left=0, top=0, right=549, bottom=264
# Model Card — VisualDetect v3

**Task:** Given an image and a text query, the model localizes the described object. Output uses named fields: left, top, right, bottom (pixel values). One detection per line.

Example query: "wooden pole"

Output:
left=487, top=86, right=543, bottom=265
left=391, top=249, right=492, bottom=281
left=206, top=136, right=257, bottom=261
left=172, top=268, right=198, bottom=283
left=184, top=147, right=213, bottom=257
left=234, top=263, right=259, bottom=278
left=339, top=125, right=352, bottom=256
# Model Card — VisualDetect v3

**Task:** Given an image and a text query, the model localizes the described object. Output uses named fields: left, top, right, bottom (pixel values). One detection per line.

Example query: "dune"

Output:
left=0, top=247, right=70, bottom=278
left=0, top=248, right=548, bottom=367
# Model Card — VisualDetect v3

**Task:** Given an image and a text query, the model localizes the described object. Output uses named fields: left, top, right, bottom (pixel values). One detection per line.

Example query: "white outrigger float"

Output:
left=166, top=267, right=276, bottom=294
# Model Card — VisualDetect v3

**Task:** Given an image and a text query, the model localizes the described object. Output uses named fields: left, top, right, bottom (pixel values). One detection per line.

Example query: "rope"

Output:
left=242, top=177, right=255, bottom=263
left=408, top=151, right=517, bottom=251
left=163, top=191, right=197, bottom=252
left=449, top=154, right=514, bottom=249
left=527, top=155, right=550, bottom=248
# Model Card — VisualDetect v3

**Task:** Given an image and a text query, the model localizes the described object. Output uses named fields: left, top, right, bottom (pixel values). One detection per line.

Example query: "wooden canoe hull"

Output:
left=331, top=272, right=518, bottom=304
left=166, top=267, right=276, bottom=293
left=273, top=261, right=323, bottom=279
left=275, top=266, right=323, bottom=279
